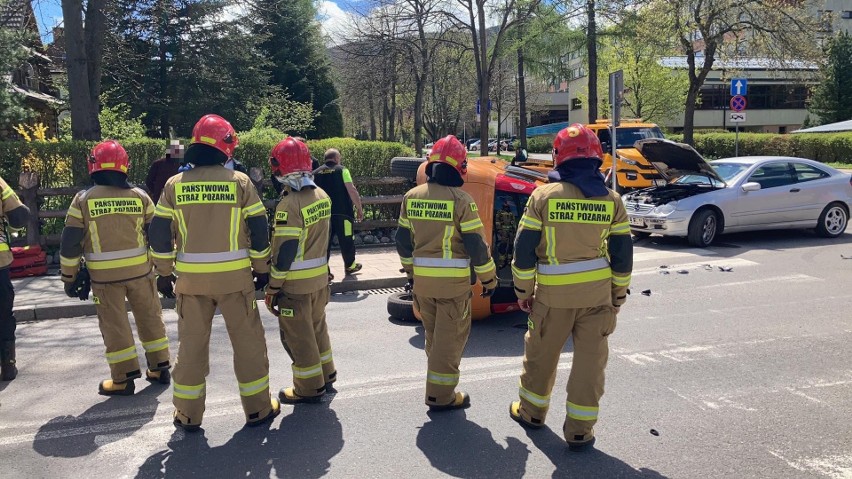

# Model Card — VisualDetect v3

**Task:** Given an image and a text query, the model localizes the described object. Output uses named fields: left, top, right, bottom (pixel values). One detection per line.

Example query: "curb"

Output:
left=14, top=275, right=408, bottom=322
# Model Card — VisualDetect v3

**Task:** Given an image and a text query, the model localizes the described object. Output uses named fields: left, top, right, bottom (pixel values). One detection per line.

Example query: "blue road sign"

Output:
left=730, top=78, right=748, bottom=96
left=730, top=95, right=747, bottom=112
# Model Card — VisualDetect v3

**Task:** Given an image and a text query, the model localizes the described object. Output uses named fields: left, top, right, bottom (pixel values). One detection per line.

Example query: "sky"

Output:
left=31, top=0, right=352, bottom=44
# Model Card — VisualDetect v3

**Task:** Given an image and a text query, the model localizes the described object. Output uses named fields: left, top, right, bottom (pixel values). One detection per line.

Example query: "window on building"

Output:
left=23, top=63, right=37, bottom=90
left=571, top=98, right=582, bottom=110
left=696, top=84, right=809, bottom=110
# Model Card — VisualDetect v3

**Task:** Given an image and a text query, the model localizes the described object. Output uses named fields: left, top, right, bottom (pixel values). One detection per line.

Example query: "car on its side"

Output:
left=622, top=139, right=852, bottom=247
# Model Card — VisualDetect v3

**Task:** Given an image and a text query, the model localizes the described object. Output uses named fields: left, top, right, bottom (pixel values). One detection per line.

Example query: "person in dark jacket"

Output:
left=145, top=141, right=184, bottom=204
left=313, top=149, right=363, bottom=280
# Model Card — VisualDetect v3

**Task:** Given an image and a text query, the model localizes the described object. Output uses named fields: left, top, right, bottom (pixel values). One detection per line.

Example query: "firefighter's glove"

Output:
left=264, top=291, right=282, bottom=317
left=64, top=269, right=91, bottom=301
left=157, top=274, right=176, bottom=299
left=480, top=286, right=496, bottom=298
left=253, top=272, right=269, bottom=291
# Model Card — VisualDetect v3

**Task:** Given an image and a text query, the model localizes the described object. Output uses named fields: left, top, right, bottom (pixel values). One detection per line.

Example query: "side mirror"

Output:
left=741, top=182, right=761, bottom=192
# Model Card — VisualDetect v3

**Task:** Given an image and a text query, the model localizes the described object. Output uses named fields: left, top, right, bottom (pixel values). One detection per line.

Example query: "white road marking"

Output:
left=632, top=258, right=758, bottom=277
left=632, top=249, right=718, bottom=263
left=769, top=449, right=852, bottom=479
left=785, top=387, right=823, bottom=404
left=694, top=274, right=822, bottom=289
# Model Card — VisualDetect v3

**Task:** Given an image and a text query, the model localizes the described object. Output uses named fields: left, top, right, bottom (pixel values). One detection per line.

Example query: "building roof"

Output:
left=10, top=84, right=62, bottom=105
left=0, top=0, right=36, bottom=32
left=792, top=119, right=852, bottom=133
left=658, top=55, right=818, bottom=71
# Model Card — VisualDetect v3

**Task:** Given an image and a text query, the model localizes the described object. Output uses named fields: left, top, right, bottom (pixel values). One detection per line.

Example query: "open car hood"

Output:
left=635, top=139, right=726, bottom=184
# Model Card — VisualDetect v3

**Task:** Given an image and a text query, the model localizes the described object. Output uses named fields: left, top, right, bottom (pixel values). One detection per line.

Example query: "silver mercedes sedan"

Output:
left=622, top=139, right=852, bottom=247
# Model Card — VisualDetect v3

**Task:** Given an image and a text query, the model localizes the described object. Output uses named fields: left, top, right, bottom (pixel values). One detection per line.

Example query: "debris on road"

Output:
left=659, top=270, right=670, bottom=275
left=659, top=265, right=669, bottom=269
left=650, top=429, right=660, bottom=436
left=703, top=264, right=713, bottom=271
left=677, top=270, right=689, bottom=275
left=718, top=266, right=734, bottom=272
left=841, top=255, right=852, bottom=260
left=641, top=289, right=652, bottom=296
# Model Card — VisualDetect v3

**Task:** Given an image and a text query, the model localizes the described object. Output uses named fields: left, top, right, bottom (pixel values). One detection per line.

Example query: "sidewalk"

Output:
left=12, top=246, right=406, bottom=322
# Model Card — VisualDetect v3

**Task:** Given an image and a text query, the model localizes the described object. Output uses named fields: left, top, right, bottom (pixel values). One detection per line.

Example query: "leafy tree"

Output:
left=104, top=0, right=271, bottom=136
left=253, top=0, right=343, bottom=138
left=596, top=16, right=688, bottom=124
left=646, top=0, right=819, bottom=144
left=0, top=8, right=31, bottom=128
left=809, top=31, right=852, bottom=125
left=249, top=88, right=319, bottom=135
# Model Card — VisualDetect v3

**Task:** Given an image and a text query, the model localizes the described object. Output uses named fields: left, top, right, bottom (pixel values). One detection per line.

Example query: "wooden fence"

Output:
left=15, top=169, right=409, bottom=247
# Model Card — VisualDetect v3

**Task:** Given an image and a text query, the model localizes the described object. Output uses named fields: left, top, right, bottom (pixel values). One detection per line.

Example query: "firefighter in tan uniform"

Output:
left=60, top=141, right=171, bottom=395
left=0, top=177, right=30, bottom=381
left=395, top=135, right=497, bottom=411
left=264, top=137, right=337, bottom=404
left=508, top=124, right=633, bottom=451
left=149, top=114, right=278, bottom=431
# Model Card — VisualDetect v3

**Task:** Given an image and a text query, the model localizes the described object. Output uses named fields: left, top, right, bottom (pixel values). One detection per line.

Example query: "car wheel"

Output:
left=387, top=291, right=417, bottom=321
left=687, top=209, right=718, bottom=247
left=815, top=202, right=848, bottom=238
left=390, top=157, right=426, bottom=182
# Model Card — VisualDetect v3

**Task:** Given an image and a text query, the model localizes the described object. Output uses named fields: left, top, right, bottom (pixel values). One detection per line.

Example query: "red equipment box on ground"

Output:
left=10, top=245, right=48, bottom=278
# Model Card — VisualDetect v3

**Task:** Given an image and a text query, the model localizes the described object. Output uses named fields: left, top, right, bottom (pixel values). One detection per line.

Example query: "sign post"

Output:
left=730, top=79, right=748, bottom=157
left=609, top=70, right=623, bottom=191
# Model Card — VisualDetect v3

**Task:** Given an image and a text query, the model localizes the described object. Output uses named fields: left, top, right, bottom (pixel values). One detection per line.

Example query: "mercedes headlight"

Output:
left=652, top=201, right=678, bottom=215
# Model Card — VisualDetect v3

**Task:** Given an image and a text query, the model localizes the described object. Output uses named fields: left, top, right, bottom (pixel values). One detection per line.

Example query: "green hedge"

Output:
left=524, top=136, right=555, bottom=154
left=666, top=133, right=852, bottom=165
left=0, top=138, right=414, bottom=188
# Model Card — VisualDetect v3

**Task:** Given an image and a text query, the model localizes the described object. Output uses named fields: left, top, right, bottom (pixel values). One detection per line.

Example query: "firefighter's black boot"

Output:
left=146, top=368, right=171, bottom=385
left=99, top=379, right=136, bottom=396
left=0, top=340, right=17, bottom=381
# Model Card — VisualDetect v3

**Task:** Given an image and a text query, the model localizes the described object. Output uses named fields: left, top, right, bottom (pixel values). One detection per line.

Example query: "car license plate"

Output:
left=629, top=217, right=645, bottom=227
left=653, top=179, right=667, bottom=186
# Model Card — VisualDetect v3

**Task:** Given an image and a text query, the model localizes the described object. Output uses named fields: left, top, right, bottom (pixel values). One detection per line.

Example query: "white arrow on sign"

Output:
left=734, top=80, right=744, bottom=95
left=729, top=111, right=746, bottom=123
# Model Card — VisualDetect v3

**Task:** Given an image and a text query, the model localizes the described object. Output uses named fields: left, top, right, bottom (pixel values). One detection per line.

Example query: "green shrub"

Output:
left=0, top=138, right=415, bottom=188
left=651, top=132, right=852, bottom=165
left=525, top=136, right=554, bottom=154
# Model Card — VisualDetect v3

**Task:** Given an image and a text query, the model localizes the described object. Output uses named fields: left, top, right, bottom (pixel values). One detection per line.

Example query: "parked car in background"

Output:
left=623, top=139, right=852, bottom=247
left=470, top=138, right=497, bottom=152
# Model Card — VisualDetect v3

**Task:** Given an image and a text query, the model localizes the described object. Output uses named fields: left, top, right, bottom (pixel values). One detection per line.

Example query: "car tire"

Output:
left=387, top=291, right=417, bottom=321
left=815, top=202, right=849, bottom=238
left=390, top=157, right=425, bottom=182
left=687, top=209, right=719, bottom=248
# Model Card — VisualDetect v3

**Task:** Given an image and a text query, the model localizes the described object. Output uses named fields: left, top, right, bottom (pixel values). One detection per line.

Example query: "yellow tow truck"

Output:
left=585, top=119, right=668, bottom=192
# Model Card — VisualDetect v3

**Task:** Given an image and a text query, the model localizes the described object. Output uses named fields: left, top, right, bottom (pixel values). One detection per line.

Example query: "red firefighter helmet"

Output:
left=269, top=137, right=312, bottom=176
left=88, top=140, right=130, bottom=175
left=191, top=114, right=239, bottom=158
left=428, top=135, right=467, bottom=176
left=552, top=123, right=604, bottom=167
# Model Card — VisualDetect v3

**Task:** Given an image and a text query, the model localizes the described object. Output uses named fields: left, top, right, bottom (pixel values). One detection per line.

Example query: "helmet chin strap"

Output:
left=276, top=172, right=316, bottom=191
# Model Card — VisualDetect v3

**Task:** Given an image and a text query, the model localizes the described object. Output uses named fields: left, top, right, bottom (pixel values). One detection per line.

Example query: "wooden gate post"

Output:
left=18, top=170, right=40, bottom=246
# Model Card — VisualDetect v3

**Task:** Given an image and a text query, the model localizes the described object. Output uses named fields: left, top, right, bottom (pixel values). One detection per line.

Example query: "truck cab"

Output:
left=586, top=120, right=668, bottom=191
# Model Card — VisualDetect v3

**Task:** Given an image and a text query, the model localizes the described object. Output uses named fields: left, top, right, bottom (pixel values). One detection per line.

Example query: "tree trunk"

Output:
left=381, top=92, right=388, bottom=141
left=683, top=87, right=698, bottom=145
left=586, top=0, right=598, bottom=123
left=517, top=45, right=528, bottom=150
left=84, top=0, right=107, bottom=136
left=367, top=88, right=377, bottom=140
left=62, top=0, right=100, bottom=140
left=389, top=74, right=397, bottom=141
left=478, top=4, right=490, bottom=153
left=414, top=75, right=426, bottom=156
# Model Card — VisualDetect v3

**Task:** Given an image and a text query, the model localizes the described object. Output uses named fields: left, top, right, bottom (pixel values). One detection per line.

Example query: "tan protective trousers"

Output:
left=276, top=287, right=336, bottom=397
left=413, top=291, right=472, bottom=406
left=516, top=301, right=617, bottom=444
left=91, top=274, right=170, bottom=383
left=172, top=288, right=272, bottom=426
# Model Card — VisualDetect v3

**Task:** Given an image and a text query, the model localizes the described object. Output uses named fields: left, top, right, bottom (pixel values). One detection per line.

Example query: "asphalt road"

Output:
left=1, top=229, right=851, bottom=478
